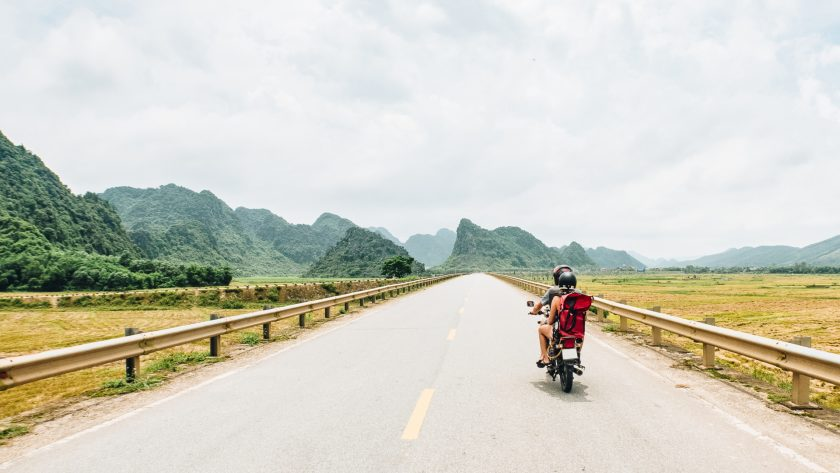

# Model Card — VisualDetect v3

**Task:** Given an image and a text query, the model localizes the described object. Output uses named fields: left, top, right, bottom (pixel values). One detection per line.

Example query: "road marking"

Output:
left=458, top=307, right=464, bottom=315
left=447, top=329, right=457, bottom=341
left=401, top=389, right=435, bottom=440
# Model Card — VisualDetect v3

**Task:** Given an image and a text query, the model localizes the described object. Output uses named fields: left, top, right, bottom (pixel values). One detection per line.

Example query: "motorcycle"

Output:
left=528, top=297, right=588, bottom=393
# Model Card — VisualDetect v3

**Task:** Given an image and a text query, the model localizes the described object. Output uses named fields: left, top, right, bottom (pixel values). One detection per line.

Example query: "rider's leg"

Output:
left=538, top=324, right=552, bottom=363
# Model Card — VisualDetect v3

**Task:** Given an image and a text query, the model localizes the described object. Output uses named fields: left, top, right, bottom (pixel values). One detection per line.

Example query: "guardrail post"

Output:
left=360, top=298, right=365, bottom=307
left=650, top=306, right=662, bottom=345
left=344, top=301, right=350, bottom=312
left=596, top=294, right=605, bottom=318
left=618, top=300, right=628, bottom=331
left=124, top=327, right=140, bottom=383
left=299, top=312, right=307, bottom=328
left=790, top=336, right=813, bottom=407
left=209, top=314, right=221, bottom=357
left=262, top=306, right=272, bottom=340
left=325, top=306, right=331, bottom=319
left=702, top=317, right=716, bottom=368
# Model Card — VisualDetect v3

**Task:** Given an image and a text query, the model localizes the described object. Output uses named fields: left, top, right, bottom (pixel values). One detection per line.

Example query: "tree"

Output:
left=381, top=256, right=415, bottom=278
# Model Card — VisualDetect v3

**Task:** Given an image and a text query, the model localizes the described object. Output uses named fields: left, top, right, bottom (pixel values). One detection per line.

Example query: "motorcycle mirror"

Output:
left=526, top=301, right=535, bottom=307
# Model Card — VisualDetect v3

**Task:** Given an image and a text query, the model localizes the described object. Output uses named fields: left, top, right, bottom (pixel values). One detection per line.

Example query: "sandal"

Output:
left=536, top=359, right=548, bottom=368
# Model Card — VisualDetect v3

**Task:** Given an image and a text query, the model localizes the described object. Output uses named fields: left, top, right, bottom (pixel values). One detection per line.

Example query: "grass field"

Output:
left=576, top=272, right=840, bottom=353
left=523, top=271, right=840, bottom=408
left=0, top=278, right=401, bottom=422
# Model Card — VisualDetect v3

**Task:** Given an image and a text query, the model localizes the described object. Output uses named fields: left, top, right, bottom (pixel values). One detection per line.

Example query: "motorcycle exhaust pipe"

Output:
left=572, top=366, right=584, bottom=376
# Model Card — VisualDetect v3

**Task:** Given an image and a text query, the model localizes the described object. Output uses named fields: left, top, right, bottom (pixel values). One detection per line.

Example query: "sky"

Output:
left=1, top=1, right=839, bottom=260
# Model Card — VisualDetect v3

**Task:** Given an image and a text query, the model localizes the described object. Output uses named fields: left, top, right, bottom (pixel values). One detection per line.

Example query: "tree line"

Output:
left=661, top=264, right=840, bottom=274
left=0, top=215, right=232, bottom=291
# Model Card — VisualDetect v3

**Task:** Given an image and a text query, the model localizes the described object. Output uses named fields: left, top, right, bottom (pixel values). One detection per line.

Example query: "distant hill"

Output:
left=557, top=242, right=597, bottom=269
left=628, top=251, right=682, bottom=268
left=0, top=132, right=230, bottom=291
left=675, top=234, right=840, bottom=268
left=586, top=247, right=646, bottom=270
left=635, top=234, right=840, bottom=268
left=368, top=227, right=402, bottom=245
left=437, top=219, right=595, bottom=271
left=404, top=228, right=456, bottom=267
left=235, top=208, right=356, bottom=265
left=682, top=245, right=797, bottom=268
left=312, top=213, right=357, bottom=244
left=102, top=185, right=301, bottom=276
left=787, top=235, right=840, bottom=266
left=305, top=227, right=424, bottom=277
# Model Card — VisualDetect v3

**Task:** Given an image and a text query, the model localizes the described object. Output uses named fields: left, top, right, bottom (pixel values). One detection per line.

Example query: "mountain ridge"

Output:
left=437, top=219, right=596, bottom=271
left=305, top=227, right=424, bottom=277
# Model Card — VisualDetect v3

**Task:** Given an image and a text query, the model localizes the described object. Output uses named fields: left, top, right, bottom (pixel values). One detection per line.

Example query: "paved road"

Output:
left=4, top=274, right=838, bottom=472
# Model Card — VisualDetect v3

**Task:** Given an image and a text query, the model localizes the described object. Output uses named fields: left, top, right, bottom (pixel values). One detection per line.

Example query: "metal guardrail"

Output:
left=491, top=273, right=840, bottom=407
left=0, top=275, right=458, bottom=390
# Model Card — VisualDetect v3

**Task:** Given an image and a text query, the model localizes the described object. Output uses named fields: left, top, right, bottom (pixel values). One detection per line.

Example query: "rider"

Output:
left=529, top=265, right=577, bottom=367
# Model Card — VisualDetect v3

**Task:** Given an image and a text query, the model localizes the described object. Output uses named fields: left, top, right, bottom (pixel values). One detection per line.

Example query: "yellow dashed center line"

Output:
left=401, top=389, right=435, bottom=440
left=447, top=329, right=456, bottom=341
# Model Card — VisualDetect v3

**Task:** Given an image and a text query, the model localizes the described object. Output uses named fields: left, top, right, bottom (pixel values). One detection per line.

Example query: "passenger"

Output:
left=529, top=265, right=577, bottom=367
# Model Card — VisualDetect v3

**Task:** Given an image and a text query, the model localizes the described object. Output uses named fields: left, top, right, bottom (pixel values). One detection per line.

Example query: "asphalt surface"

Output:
left=3, top=274, right=838, bottom=472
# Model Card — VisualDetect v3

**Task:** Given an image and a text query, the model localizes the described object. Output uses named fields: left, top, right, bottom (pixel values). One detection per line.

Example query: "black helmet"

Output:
left=557, top=271, right=576, bottom=288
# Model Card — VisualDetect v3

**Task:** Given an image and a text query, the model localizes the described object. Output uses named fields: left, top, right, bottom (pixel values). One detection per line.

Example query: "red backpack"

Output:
left=556, top=292, right=592, bottom=341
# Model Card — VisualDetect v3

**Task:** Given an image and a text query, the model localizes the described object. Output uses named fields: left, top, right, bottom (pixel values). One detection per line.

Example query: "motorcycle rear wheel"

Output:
left=560, top=364, right=574, bottom=393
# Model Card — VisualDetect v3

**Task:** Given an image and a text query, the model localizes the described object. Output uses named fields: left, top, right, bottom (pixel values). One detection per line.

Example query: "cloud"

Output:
left=0, top=0, right=838, bottom=257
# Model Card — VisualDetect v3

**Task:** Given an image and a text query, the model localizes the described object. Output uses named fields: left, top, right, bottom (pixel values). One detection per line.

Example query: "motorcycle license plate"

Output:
left=561, top=348, right=578, bottom=360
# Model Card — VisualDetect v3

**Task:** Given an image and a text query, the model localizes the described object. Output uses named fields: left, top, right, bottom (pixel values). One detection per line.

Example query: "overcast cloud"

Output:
left=1, top=1, right=839, bottom=259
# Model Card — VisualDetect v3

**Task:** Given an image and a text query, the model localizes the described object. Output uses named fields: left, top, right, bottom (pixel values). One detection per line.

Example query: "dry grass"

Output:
left=576, top=273, right=840, bottom=354
left=0, top=304, right=353, bottom=420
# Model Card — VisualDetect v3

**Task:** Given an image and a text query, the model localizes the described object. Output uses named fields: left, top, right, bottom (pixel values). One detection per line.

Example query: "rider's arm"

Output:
left=530, top=290, right=552, bottom=315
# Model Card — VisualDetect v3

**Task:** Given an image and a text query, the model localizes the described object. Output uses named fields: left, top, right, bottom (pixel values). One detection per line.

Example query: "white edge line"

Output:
left=586, top=312, right=828, bottom=472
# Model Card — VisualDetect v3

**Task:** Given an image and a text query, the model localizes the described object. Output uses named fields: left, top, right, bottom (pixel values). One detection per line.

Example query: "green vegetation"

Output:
left=234, top=208, right=356, bottom=266
left=381, top=255, right=416, bottom=278
left=437, top=218, right=595, bottom=272
left=305, top=228, right=425, bottom=277
left=240, top=332, right=261, bottom=346
left=145, top=352, right=217, bottom=372
left=0, top=217, right=232, bottom=291
left=0, top=131, right=137, bottom=256
left=0, top=132, right=232, bottom=292
left=0, top=424, right=29, bottom=444
left=91, top=376, right=164, bottom=397
left=404, top=228, right=456, bottom=268
left=101, top=185, right=302, bottom=276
